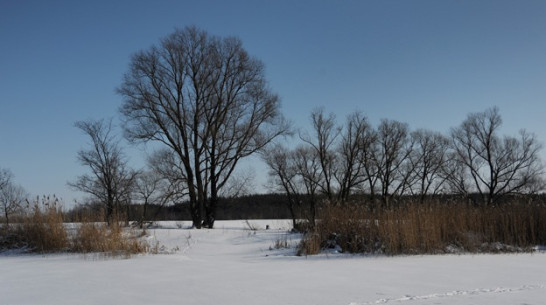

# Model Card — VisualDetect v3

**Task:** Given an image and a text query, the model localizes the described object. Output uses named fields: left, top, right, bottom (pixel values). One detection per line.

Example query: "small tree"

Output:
left=360, top=125, right=380, bottom=203
left=69, top=119, right=137, bottom=224
left=0, top=169, right=26, bottom=225
left=441, top=151, right=472, bottom=197
left=299, top=108, right=340, bottom=202
left=0, top=168, right=10, bottom=192
left=409, top=129, right=450, bottom=202
left=335, top=111, right=376, bottom=203
left=264, top=144, right=323, bottom=229
left=292, top=146, right=323, bottom=227
left=263, top=144, right=301, bottom=229
left=372, top=119, right=412, bottom=207
left=133, top=170, right=172, bottom=228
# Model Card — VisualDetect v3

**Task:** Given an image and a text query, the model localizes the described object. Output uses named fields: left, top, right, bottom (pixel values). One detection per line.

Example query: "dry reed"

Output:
left=1, top=197, right=147, bottom=257
left=299, top=200, right=546, bottom=255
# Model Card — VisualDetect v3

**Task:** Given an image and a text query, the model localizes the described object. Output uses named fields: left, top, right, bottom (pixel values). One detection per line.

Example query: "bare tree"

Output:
left=263, top=144, right=301, bottom=229
left=409, top=129, right=450, bottom=202
left=263, top=144, right=323, bottom=229
left=292, top=146, right=322, bottom=228
left=133, top=170, right=173, bottom=227
left=69, top=119, right=137, bottom=224
left=0, top=168, right=10, bottom=192
left=335, top=111, right=374, bottom=203
left=119, top=26, right=289, bottom=228
left=451, top=107, right=544, bottom=204
left=219, top=168, right=255, bottom=199
left=147, top=149, right=189, bottom=205
left=0, top=169, right=26, bottom=225
left=360, top=126, right=380, bottom=202
left=372, top=119, right=412, bottom=207
left=441, top=151, right=472, bottom=197
left=300, top=108, right=340, bottom=201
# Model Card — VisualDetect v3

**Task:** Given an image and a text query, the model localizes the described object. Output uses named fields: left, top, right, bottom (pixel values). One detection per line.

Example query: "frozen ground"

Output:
left=1, top=220, right=545, bottom=305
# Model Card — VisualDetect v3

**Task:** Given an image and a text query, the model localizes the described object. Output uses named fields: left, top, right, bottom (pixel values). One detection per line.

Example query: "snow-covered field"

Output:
left=1, top=220, right=545, bottom=305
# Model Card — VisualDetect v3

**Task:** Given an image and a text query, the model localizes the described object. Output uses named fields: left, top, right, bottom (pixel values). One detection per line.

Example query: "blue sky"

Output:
left=1, top=0, right=545, bottom=206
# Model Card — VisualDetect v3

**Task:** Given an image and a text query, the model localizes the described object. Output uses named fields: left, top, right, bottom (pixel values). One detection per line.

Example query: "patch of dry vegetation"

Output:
left=72, top=220, right=147, bottom=258
left=19, top=200, right=69, bottom=252
left=1, top=197, right=147, bottom=257
left=298, top=200, right=546, bottom=256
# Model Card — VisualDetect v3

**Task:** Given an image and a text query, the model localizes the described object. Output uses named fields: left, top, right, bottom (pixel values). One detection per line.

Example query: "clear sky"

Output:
left=1, top=0, right=545, bottom=207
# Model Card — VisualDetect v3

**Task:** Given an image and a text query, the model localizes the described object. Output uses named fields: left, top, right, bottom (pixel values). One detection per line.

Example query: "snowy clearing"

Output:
left=1, top=220, right=545, bottom=305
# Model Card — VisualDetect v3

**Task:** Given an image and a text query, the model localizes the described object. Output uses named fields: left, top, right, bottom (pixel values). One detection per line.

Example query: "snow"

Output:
left=1, top=220, right=545, bottom=305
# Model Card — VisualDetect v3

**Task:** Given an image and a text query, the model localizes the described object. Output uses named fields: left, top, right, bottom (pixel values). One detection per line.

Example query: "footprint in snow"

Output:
left=349, top=284, right=545, bottom=305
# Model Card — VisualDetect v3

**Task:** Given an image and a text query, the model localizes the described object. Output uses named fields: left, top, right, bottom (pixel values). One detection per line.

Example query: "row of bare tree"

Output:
left=55, top=26, right=545, bottom=229
left=4, top=27, right=543, bottom=230
left=263, top=107, right=544, bottom=227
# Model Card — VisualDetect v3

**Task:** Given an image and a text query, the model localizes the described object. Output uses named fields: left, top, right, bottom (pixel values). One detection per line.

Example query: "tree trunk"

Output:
left=191, top=201, right=202, bottom=229
left=140, top=199, right=148, bottom=229
left=286, top=193, right=298, bottom=231
left=106, top=195, right=114, bottom=225
left=204, top=195, right=217, bottom=229
left=4, top=209, right=9, bottom=226
left=187, top=183, right=201, bottom=229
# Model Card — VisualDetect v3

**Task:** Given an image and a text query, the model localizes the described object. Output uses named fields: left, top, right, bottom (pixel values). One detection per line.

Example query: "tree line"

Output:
left=2, top=26, right=544, bottom=229
left=263, top=107, right=544, bottom=227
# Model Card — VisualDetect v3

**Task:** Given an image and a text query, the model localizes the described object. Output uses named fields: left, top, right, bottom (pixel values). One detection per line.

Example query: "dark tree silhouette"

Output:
left=409, top=129, right=450, bottom=202
left=0, top=168, right=26, bottom=225
left=118, top=26, right=289, bottom=228
left=69, top=119, right=136, bottom=224
left=451, top=107, right=544, bottom=204
left=373, top=119, right=412, bottom=207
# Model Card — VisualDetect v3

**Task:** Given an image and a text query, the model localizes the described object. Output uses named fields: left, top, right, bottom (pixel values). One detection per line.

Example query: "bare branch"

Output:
left=118, top=27, right=290, bottom=228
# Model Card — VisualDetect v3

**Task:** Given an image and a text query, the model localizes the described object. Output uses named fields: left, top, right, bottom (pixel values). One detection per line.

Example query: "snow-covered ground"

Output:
left=1, top=220, right=545, bottom=305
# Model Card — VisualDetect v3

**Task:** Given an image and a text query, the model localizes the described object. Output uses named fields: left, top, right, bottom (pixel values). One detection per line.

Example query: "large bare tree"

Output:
left=118, top=26, right=289, bottom=228
left=69, top=119, right=137, bottom=224
left=451, top=107, right=544, bottom=204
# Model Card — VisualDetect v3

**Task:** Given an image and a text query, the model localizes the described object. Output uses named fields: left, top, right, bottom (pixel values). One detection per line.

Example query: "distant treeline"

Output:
left=65, top=193, right=292, bottom=223
left=64, top=193, right=546, bottom=224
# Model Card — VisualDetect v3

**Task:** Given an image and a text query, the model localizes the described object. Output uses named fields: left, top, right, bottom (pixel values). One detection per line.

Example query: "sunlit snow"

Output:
left=1, top=220, right=545, bottom=305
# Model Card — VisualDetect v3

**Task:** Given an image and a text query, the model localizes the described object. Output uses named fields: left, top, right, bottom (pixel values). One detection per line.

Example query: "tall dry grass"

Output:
left=19, top=199, right=69, bottom=252
left=1, top=197, right=147, bottom=257
left=72, top=219, right=147, bottom=257
left=299, top=200, right=546, bottom=255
